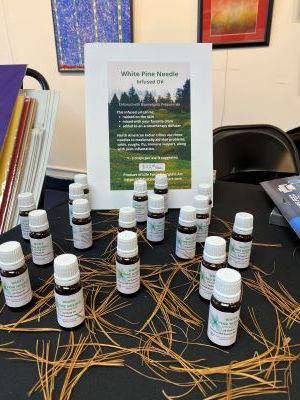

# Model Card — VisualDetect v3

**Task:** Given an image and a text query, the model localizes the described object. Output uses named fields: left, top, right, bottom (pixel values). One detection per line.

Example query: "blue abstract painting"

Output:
left=51, top=0, right=133, bottom=71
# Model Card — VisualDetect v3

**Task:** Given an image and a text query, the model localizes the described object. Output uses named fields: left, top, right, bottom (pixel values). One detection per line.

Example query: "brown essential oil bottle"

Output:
left=18, top=192, right=36, bottom=241
left=227, top=212, right=253, bottom=270
left=132, top=179, right=148, bottom=223
left=193, top=195, right=210, bottom=244
left=154, top=173, right=168, bottom=213
left=0, top=241, right=33, bottom=310
left=116, top=231, right=140, bottom=297
left=198, top=183, right=212, bottom=222
left=175, top=206, right=197, bottom=260
left=118, top=206, right=137, bottom=233
left=146, top=194, right=165, bottom=244
left=72, top=199, right=93, bottom=250
left=54, top=254, right=85, bottom=330
left=207, top=268, right=242, bottom=348
left=74, top=173, right=89, bottom=200
left=29, top=209, right=54, bottom=266
left=69, top=183, right=84, bottom=225
left=199, top=236, right=226, bottom=302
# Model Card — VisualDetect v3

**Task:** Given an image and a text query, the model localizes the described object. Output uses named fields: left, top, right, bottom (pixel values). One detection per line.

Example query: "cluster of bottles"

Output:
left=130, top=175, right=212, bottom=249
left=114, top=173, right=170, bottom=297
left=18, top=174, right=93, bottom=254
left=1, top=172, right=255, bottom=343
left=205, top=212, right=253, bottom=347
left=68, top=174, right=93, bottom=250
left=200, top=213, right=253, bottom=348
left=119, top=174, right=254, bottom=347
left=0, top=242, right=85, bottom=330
left=0, top=174, right=91, bottom=329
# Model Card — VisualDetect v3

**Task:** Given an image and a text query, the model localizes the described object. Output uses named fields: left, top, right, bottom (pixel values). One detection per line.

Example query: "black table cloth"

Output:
left=0, top=181, right=299, bottom=400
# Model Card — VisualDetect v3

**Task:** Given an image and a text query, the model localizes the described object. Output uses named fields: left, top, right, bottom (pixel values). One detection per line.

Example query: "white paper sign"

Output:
left=85, top=43, right=212, bottom=209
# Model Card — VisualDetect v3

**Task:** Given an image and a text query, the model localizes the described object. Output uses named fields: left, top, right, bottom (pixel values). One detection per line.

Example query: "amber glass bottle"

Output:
left=118, top=206, right=137, bottom=233
left=29, top=210, right=54, bottom=266
left=146, top=194, right=165, bottom=244
left=199, top=236, right=226, bottom=302
left=18, top=192, right=36, bottom=240
left=116, top=231, right=140, bottom=297
left=72, top=198, right=93, bottom=250
left=154, top=174, right=168, bottom=213
left=0, top=241, right=33, bottom=310
left=207, top=268, right=242, bottom=348
left=54, top=254, right=85, bottom=330
left=227, top=212, right=253, bottom=270
left=132, top=179, right=148, bottom=223
left=175, top=206, right=197, bottom=260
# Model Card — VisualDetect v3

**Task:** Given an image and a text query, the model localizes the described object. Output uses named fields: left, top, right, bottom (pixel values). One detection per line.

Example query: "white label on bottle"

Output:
left=116, top=260, right=140, bottom=294
left=228, top=238, right=252, bottom=269
left=30, top=235, right=54, bottom=265
left=55, top=288, right=85, bottom=329
left=196, top=217, right=209, bottom=243
left=207, top=304, right=240, bottom=347
left=1, top=269, right=32, bottom=308
left=133, top=199, right=148, bottom=222
left=72, top=222, right=93, bottom=249
left=19, top=215, right=30, bottom=240
left=199, top=263, right=217, bottom=300
left=69, top=203, right=73, bottom=225
left=146, top=216, right=165, bottom=242
left=175, top=230, right=196, bottom=259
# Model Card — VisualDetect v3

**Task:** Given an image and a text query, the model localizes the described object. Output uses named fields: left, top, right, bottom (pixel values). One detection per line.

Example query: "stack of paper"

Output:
left=9, top=89, right=59, bottom=229
left=0, top=65, right=59, bottom=233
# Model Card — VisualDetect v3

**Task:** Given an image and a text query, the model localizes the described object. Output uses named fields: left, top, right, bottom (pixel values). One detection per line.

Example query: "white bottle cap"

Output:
left=69, top=183, right=84, bottom=200
left=18, top=192, right=36, bottom=211
left=148, top=194, right=164, bottom=213
left=154, top=173, right=168, bottom=189
left=73, top=199, right=90, bottom=219
left=117, top=231, right=138, bottom=258
left=134, top=179, right=147, bottom=195
left=233, top=212, right=253, bottom=235
left=54, top=254, right=80, bottom=286
left=213, top=268, right=241, bottom=304
left=179, top=206, right=196, bottom=227
left=29, top=209, right=49, bottom=232
left=74, top=174, right=88, bottom=189
left=0, top=241, right=25, bottom=271
left=203, top=236, right=226, bottom=264
left=193, top=195, right=209, bottom=213
left=119, top=206, right=136, bottom=228
left=198, top=183, right=212, bottom=197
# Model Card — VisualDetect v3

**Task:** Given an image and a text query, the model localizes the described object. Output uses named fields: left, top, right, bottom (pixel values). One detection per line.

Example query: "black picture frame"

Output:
left=198, top=0, right=274, bottom=48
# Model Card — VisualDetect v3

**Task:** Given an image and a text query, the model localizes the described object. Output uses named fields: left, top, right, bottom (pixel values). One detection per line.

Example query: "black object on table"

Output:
left=0, top=181, right=299, bottom=400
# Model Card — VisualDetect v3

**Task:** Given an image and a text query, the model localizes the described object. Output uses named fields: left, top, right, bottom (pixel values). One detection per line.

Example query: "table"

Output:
left=0, top=181, right=299, bottom=400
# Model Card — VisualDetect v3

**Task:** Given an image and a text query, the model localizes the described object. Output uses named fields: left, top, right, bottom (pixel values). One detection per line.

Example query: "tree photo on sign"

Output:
left=108, top=62, right=192, bottom=191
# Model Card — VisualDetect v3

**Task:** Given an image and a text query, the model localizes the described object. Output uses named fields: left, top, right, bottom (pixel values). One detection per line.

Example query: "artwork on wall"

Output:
left=51, top=0, right=133, bottom=72
left=198, top=0, right=273, bottom=48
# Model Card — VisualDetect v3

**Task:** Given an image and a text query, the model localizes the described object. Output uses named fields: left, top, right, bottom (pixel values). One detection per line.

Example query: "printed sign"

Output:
left=85, top=44, right=213, bottom=209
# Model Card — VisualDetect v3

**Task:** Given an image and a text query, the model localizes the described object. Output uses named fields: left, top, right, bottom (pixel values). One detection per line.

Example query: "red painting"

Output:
left=199, top=0, right=273, bottom=47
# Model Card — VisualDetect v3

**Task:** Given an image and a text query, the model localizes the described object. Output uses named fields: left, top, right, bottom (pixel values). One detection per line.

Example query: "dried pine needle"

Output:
left=0, top=214, right=297, bottom=400
left=244, top=272, right=300, bottom=327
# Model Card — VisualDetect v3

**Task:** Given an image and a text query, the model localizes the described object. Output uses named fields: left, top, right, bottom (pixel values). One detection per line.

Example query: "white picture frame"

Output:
left=85, top=43, right=213, bottom=209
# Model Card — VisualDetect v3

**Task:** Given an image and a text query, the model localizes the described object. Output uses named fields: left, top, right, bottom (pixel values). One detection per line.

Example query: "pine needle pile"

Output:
left=0, top=210, right=298, bottom=399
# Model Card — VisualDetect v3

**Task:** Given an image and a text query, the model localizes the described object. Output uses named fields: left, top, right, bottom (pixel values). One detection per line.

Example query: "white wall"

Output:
left=1, top=0, right=300, bottom=177
left=0, top=0, right=12, bottom=63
